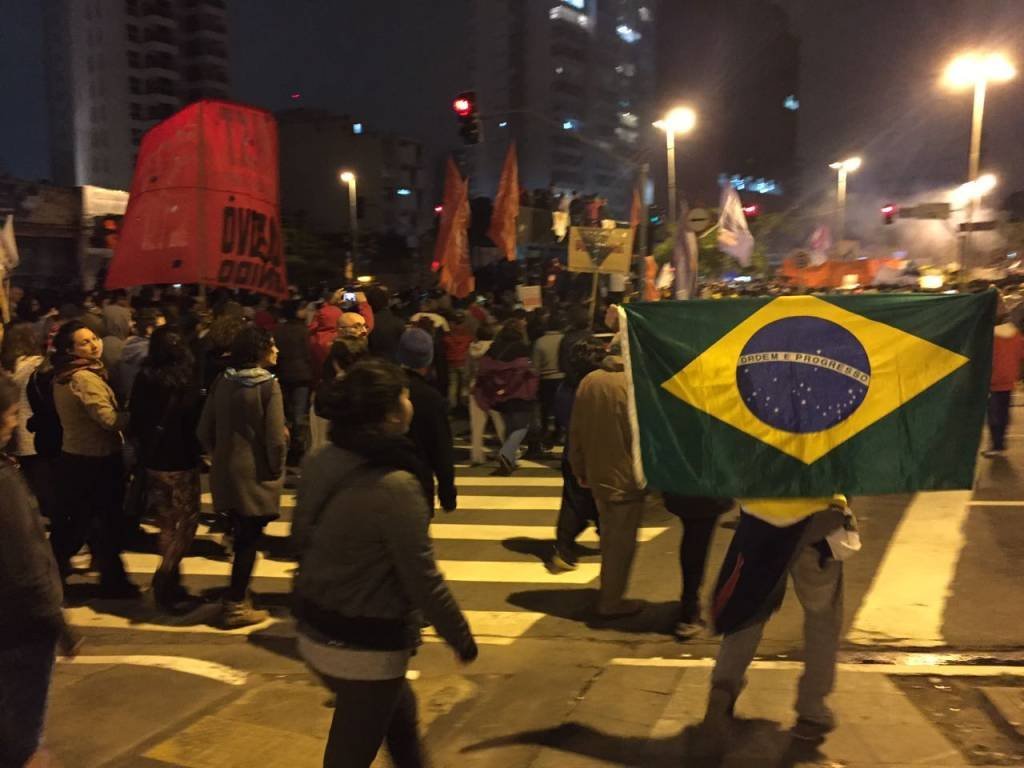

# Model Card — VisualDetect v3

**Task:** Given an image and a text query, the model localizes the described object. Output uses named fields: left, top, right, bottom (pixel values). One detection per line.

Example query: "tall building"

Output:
left=43, top=0, right=230, bottom=190
left=277, top=109, right=426, bottom=242
left=468, top=0, right=657, bottom=217
left=657, top=0, right=799, bottom=207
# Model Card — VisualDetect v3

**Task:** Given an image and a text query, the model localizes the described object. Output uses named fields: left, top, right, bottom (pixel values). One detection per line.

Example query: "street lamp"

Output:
left=944, top=52, right=1015, bottom=278
left=339, top=170, right=357, bottom=280
left=828, top=156, right=862, bottom=242
left=653, top=106, right=697, bottom=224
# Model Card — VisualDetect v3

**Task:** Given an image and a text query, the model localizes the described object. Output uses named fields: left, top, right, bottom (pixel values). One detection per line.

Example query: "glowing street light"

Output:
left=339, top=170, right=358, bottom=280
left=829, top=156, right=862, bottom=241
left=653, top=106, right=697, bottom=224
left=944, top=52, right=1015, bottom=279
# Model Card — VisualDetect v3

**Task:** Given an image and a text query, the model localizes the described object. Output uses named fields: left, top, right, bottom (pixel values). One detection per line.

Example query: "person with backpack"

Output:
left=198, top=326, right=288, bottom=628
left=472, top=323, right=539, bottom=476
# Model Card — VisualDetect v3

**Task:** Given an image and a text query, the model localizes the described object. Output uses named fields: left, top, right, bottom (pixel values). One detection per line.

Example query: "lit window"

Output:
left=616, top=24, right=641, bottom=43
left=638, top=6, right=652, bottom=22
left=783, top=94, right=800, bottom=111
left=499, top=121, right=508, bottom=128
left=562, top=119, right=577, bottom=131
left=615, top=63, right=636, bottom=77
left=353, top=122, right=363, bottom=134
left=615, top=126, right=638, bottom=144
left=396, top=188, right=412, bottom=197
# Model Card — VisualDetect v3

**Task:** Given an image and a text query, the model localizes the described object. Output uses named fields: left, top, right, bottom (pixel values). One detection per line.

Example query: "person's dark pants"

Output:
left=988, top=390, right=1011, bottom=451
left=281, top=382, right=311, bottom=456
left=555, top=452, right=598, bottom=563
left=227, top=516, right=269, bottom=602
left=538, top=378, right=563, bottom=443
left=0, top=632, right=57, bottom=768
left=322, top=676, right=423, bottom=768
left=663, top=495, right=719, bottom=620
left=51, top=452, right=129, bottom=586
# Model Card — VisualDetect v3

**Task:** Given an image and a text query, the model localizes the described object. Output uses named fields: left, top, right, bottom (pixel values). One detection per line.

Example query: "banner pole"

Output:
left=589, top=271, right=599, bottom=328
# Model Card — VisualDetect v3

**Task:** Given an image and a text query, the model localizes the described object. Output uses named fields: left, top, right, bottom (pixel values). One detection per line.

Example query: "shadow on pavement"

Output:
left=460, top=718, right=827, bottom=767
left=506, top=588, right=679, bottom=635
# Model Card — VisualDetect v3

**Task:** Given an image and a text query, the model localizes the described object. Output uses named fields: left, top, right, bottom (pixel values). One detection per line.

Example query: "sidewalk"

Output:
left=454, top=659, right=1022, bottom=767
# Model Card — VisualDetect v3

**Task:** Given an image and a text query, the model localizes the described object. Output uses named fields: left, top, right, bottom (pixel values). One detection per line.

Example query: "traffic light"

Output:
left=90, top=214, right=122, bottom=250
left=453, top=90, right=482, bottom=145
left=881, top=204, right=897, bottom=225
left=742, top=204, right=760, bottom=220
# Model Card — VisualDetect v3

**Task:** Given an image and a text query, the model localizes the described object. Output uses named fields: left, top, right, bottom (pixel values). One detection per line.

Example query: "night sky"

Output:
left=3, top=0, right=1024, bottom=208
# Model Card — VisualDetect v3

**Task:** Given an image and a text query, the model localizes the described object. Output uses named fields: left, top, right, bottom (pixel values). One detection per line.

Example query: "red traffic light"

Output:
left=881, top=204, right=896, bottom=215
left=453, top=98, right=473, bottom=117
left=742, top=204, right=759, bottom=217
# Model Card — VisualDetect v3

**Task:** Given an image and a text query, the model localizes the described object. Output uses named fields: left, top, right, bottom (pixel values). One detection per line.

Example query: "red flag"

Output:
left=436, top=157, right=474, bottom=298
left=629, top=185, right=642, bottom=231
left=106, top=100, right=287, bottom=299
left=488, top=141, right=519, bottom=262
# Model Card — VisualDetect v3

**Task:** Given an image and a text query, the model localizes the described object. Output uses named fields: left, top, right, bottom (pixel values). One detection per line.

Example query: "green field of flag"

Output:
left=622, top=292, right=996, bottom=497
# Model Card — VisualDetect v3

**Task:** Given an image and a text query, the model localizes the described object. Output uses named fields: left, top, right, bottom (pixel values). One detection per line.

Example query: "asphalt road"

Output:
left=42, top=429, right=1024, bottom=767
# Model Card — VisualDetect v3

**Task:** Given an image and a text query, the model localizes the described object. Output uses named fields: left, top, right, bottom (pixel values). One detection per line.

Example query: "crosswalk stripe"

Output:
left=428, top=523, right=668, bottom=543
left=120, top=553, right=601, bottom=584
left=65, top=605, right=545, bottom=645
left=849, top=491, right=971, bottom=647
left=455, top=460, right=557, bottom=470
left=197, top=493, right=561, bottom=512
left=455, top=476, right=563, bottom=487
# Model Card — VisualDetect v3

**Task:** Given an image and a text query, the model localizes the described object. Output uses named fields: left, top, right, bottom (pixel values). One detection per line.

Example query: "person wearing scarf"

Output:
left=291, top=359, right=476, bottom=768
left=49, top=320, right=136, bottom=598
left=198, top=325, right=287, bottom=629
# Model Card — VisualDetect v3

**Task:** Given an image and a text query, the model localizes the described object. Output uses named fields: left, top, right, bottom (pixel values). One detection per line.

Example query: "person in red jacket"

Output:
left=986, top=300, right=1024, bottom=457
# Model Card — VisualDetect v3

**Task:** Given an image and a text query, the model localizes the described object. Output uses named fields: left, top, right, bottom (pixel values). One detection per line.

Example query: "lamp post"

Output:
left=339, top=170, right=358, bottom=280
left=828, top=156, right=862, bottom=244
left=944, top=53, right=1015, bottom=279
left=653, top=106, right=697, bottom=225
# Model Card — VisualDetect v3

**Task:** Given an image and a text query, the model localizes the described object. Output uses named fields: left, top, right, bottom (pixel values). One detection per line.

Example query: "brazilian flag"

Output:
left=622, top=291, right=996, bottom=497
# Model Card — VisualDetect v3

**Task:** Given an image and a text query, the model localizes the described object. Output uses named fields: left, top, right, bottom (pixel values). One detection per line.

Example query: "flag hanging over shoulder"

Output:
left=716, top=185, right=754, bottom=267
left=622, top=292, right=996, bottom=497
left=488, top=141, right=519, bottom=262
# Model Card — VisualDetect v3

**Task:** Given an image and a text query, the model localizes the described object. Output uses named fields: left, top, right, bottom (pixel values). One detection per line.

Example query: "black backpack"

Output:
left=26, top=367, right=63, bottom=457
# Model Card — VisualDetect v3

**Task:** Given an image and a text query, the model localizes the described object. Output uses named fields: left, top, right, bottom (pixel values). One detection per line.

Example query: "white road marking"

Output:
left=455, top=460, right=557, bottom=470
left=119, top=553, right=600, bottom=584
left=59, top=654, right=248, bottom=685
left=454, top=495, right=561, bottom=511
left=456, top=476, right=563, bottom=487
left=65, top=605, right=543, bottom=644
left=968, top=500, right=1024, bottom=506
left=848, top=491, right=971, bottom=647
left=610, top=657, right=1024, bottom=677
left=428, top=523, right=667, bottom=543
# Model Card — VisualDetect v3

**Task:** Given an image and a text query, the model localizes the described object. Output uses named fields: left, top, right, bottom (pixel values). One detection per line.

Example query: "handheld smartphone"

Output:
left=343, top=292, right=357, bottom=303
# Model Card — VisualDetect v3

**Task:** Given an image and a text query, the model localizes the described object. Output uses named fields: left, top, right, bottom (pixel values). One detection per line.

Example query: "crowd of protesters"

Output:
left=0, top=277, right=884, bottom=766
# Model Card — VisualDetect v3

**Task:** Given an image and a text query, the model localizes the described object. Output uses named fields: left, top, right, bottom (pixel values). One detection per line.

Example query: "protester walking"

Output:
left=467, top=325, right=505, bottom=465
left=661, top=494, right=733, bottom=639
left=532, top=311, right=566, bottom=446
left=0, top=375, right=82, bottom=768
left=273, top=299, right=315, bottom=460
left=704, top=497, right=856, bottom=742
left=291, top=360, right=477, bottom=768
left=50, top=321, right=137, bottom=597
left=547, top=337, right=604, bottom=573
left=473, top=323, right=538, bottom=476
left=366, top=286, right=405, bottom=361
left=396, top=328, right=457, bottom=514
left=198, top=326, right=287, bottom=628
left=985, top=298, right=1024, bottom=457
left=568, top=342, right=645, bottom=617
left=129, top=326, right=204, bottom=613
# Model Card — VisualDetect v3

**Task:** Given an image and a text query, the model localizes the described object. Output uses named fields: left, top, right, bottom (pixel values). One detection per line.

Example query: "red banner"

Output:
left=487, top=141, right=519, bottom=262
left=106, top=100, right=287, bottom=299
left=436, top=157, right=474, bottom=299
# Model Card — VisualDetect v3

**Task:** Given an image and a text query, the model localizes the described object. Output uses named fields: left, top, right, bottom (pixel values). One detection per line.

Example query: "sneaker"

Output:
left=790, top=717, right=835, bottom=742
left=490, top=453, right=515, bottom=476
left=547, top=551, right=578, bottom=573
left=220, top=599, right=270, bottom=629
left=673, top=616, right=707, bottom=640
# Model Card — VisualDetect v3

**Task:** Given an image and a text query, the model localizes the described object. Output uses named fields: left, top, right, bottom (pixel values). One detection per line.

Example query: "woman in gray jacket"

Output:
left=198, top=326, right=287, bottom=628
left=291, top=359, right=477, bottom=768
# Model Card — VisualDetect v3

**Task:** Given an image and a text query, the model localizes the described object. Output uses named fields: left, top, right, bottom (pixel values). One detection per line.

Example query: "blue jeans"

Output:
left=0, top=634, right=57, bottom=767
left=499, top=410, right=531, bottom=465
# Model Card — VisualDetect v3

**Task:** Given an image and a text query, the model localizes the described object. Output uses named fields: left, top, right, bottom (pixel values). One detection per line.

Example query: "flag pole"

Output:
left=589, top=271, right=600, bottom=327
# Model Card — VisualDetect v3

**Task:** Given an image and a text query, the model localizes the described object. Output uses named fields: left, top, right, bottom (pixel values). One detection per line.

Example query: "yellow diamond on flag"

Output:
left=661, top=295, right=969, bottom=464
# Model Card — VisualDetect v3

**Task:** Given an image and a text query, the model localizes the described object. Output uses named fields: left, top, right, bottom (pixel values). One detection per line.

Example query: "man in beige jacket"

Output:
left=568, top=346, right=645, bottom=617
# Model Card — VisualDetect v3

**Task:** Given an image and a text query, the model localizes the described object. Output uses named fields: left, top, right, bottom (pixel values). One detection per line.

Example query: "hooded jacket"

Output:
left=53, top=362, right=127, bottom=457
